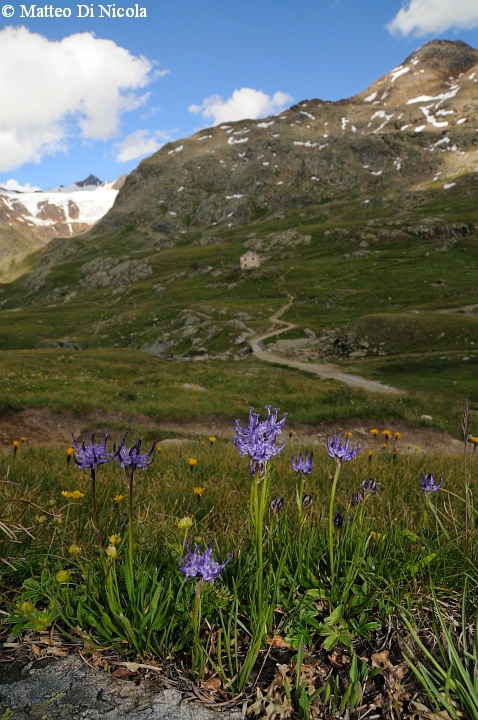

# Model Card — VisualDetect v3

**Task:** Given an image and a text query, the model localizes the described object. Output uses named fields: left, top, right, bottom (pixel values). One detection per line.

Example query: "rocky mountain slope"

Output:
left=98, top=40, right=478, bottom=238
left=0, top=175, right=125, bottom=278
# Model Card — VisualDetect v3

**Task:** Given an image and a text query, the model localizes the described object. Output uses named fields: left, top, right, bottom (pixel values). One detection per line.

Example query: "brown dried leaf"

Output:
left=200, top=677, right=222, bottom=692
left=247, top=688, right=265, bottom=717
left=371, top=650, right=393, bottom=670
left=407, top=700, right=457, bottom=720
left=111, top=666, right=138, bottom=680
left=31, top=643, right=43, bottom=657
left=91, top=652, right=110, bottom=670
left=200, top=676, right=228, bottom=700
left=371, top=693, right=383, bottom=709
left=266, top=635, right=292, bottom=648
left=46, top=646, right=67, bottom=657
left=328, top=650, right=350, bottom=668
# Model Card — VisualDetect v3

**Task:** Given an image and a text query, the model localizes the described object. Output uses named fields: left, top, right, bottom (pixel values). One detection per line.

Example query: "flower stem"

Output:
left=89, top=468, right=102, bottom=548
left=127, top=466, right=135, bottom=599
left=328, top=461, right=342, bottom=592
left=192, top=578, right=204, bottom=677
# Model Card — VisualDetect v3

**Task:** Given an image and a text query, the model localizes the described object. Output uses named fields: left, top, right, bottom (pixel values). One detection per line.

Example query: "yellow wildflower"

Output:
left=370, top=532, right=386, bottom=542
left=381, top=443, right=387, bottom=450
left=66, top=447, right=75, bottom=456
left=35, top=514, right=46, bottom=524
left=112, top=494, right=124, bottom=503
left=109, top=534, right=121, bottom=545
left=346, top=431, right=353, bottom=438
left=156, top=444, right=162, bottom=452
left=12, top=440, right=20, bottom=447
left=61, top=490, right=85, bottom=499
left=394, top=432, right=402, bottom=440
left=209, top=436, right=217, bottom=444
left=20, top=436, right=27, bottom=442
left=469, top=435, right=478, bottom=445
left=382, top=429, right=392, bottom=440
left=188, top=458, right=198, bottom=467
left=194, top=487, right=205, bottom=498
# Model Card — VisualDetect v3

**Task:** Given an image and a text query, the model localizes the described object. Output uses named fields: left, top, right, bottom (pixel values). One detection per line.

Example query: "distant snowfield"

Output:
left=0, top=178, right=121, bottom=229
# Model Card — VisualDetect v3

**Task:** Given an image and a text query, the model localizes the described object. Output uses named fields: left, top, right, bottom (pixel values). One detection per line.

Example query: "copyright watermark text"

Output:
left=1, top=4, right=148, bottom=18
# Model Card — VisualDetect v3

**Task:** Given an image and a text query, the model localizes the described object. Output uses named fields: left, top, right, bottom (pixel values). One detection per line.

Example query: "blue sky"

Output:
left=1, top=0, right=478, bottom=189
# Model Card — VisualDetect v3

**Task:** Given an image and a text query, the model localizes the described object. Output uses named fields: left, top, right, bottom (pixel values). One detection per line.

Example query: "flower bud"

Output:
left=56, top=569, right=70, bottom=583
left=18, top=600, right=35, bottom=615
left=177, top=516, right=193, bottom=530
left=105, top=545, right=117, bottom=559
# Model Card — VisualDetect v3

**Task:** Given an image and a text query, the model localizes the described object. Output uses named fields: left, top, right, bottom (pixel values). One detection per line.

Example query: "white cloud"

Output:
left=0, top=179, right=41, bottom=193
left=114, top=129, right=173, bottom=162
left=188, top=87, right=293, bottom=125
left=387, top=0, right=478, bottom=36
left=0, top=26, right=164, bottom=172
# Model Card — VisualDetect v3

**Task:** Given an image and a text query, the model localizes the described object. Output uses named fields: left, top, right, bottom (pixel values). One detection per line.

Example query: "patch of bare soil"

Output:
left=0, top=407, right=463, bottom=455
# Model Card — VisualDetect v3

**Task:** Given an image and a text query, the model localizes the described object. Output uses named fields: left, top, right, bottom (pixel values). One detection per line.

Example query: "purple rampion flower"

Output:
left=178, top=543, right=232, bottom=582
left=420, top=473, right=443, bottom=493
left=350, top=492, right=364, bottom=508
left=71, top=431, right=112, bottom=470
left=302, top=493, right=313, bottom=509
left=291, top=450, right=315, bottom=475
left=333, top=510, right=344, bottom=528
left=270, top=496, right=285, bottom=513
left=327, top=431, right=365, bottom=464
left=114, top=434, right=155, bottom=471
left=234, top=405, right=288, bottom=476
left=361, top=478, right=379, bottom=494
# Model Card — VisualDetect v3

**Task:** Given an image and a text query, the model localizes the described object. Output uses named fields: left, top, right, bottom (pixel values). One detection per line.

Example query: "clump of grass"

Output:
left=1, top=409, right=477, bottom=716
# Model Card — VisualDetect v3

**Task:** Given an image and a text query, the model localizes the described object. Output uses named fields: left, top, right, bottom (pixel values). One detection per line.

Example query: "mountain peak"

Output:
left=75, top=174, right=102, bottom=188
left=405, top=39, right=478, bottom=79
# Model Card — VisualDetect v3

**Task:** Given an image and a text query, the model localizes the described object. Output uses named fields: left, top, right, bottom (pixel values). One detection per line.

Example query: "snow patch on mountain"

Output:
left=0, top=175, right=124, bottom=233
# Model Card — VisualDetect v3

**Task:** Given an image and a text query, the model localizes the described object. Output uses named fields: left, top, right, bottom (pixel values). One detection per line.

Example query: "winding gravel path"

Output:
left=248, top=300, right=403, bottom=395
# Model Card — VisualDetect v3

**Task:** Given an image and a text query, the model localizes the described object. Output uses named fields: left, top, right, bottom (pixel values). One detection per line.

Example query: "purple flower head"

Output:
left=234, top=405, right=288, bottom=476
left=114, top=434, right=155, bottom=471
left=361, top=478, right=379, bottom=494
left=333, top=510, right=344, bottom=528
left=420, top=473, right=443, bottom=493
left=350, top=492, right=364, bottom=508
left=327, top=431, right=365, bottom=464
left=71, top=431, right=112, bottom=471
left=178, top=543, right=232, bottom=583
left=270, top=496, right=285, bottom=513
left=291, top=450, right=315, bottom=475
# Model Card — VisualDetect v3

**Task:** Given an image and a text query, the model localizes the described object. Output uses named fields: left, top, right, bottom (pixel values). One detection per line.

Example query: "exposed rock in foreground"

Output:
left=0, top=654, right=241, bottom=720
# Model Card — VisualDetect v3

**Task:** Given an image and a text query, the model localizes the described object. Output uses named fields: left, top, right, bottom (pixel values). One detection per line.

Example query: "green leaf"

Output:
left=298, top=686, right=310, bottom=720
left=305, top=588, right=328, bottom=599
left=325, top=604, right=343, bottom=625
left=323, top=633, right=339, bottom=651
left=410, top=552, right=436, bottom=574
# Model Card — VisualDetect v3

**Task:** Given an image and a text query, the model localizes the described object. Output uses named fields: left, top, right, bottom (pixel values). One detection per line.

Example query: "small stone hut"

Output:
left=240, top=251, right=260, bottom=270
